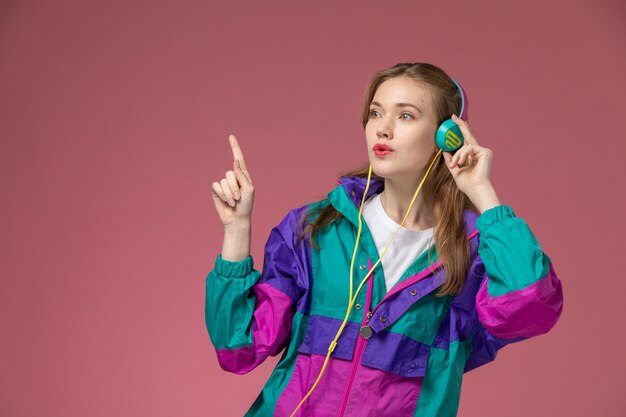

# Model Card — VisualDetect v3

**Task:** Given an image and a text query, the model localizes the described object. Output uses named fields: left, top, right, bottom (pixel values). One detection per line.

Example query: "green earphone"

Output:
left=435, top=79, right=468, bottom=152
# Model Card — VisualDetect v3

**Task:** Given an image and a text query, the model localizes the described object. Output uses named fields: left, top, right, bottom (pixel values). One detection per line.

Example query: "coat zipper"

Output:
left=336, top=311, right=371, bottom=417
left=336, top=260, right=375, bottom=417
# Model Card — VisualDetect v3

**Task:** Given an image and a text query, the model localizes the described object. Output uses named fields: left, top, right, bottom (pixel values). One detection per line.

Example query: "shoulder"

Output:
left=274, top=198, right=331, bottom=237
left=276, top=176, right=355, bottom=238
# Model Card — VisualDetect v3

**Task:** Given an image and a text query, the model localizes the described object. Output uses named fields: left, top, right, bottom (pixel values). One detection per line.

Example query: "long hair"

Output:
left=296, top=62, right=478, bottom=297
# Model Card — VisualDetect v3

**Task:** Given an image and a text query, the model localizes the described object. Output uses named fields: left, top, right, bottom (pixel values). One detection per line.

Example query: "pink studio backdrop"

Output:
left=1, top=0, right=624, bottom=416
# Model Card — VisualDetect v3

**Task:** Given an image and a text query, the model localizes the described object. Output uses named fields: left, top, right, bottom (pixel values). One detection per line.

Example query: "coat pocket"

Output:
left=360, top=329, right=432, bottom=378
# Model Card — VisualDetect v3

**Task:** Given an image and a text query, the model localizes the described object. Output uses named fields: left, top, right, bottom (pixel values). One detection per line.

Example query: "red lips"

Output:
left=374, top=143, right=393, bottom=151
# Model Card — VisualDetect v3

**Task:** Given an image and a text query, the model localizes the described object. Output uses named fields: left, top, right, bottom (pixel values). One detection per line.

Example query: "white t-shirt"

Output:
left=361, top=193, right=435, bottom=293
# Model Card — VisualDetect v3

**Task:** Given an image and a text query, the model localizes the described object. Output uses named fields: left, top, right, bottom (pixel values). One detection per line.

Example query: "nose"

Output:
left=377, top=119, right=393, bottom=139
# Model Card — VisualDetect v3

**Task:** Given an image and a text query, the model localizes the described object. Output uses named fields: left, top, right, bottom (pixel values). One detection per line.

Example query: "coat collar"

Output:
left=327, top=175, right=479, bottom=238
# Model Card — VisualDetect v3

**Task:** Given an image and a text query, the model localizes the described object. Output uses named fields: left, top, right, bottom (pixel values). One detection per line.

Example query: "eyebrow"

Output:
left=370, top=101, right=423, bottom=114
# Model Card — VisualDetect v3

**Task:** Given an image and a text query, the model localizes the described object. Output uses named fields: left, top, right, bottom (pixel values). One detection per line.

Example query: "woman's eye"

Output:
left=401, top=113, right=413, bottom=120
left=368, top=110, right=380, bottom=118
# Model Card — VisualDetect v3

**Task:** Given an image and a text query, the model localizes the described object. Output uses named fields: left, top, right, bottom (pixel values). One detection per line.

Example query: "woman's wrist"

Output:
left=222, top=221, right=251, bottom=262
left=468, top=182, right=501, bottom=214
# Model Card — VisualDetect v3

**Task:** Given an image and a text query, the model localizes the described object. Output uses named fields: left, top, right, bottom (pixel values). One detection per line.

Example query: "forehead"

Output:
left=373, top=77, right=431, bottom=106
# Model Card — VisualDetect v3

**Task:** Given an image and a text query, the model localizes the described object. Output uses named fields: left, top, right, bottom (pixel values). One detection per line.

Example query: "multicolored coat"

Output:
left=205, top=175, right=564, bottom=417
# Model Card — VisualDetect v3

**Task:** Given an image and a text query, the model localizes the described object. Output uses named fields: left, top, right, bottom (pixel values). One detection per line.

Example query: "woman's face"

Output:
left=365, top=76, right=439, bottom=180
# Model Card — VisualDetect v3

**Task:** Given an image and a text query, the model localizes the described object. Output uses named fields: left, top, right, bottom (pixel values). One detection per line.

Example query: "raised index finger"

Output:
left=228, top=134, right=249, bottom=172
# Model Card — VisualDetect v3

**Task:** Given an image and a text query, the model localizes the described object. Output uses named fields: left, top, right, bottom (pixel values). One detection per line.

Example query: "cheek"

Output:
left=408, top=135, right=438, bottom=159
left=412, top=127, right=437, bottom=147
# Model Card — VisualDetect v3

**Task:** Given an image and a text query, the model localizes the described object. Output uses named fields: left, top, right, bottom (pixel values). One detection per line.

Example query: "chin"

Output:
left=369, top=163, right=396, bottom=179
left=371, top=161, right=424, bottom=181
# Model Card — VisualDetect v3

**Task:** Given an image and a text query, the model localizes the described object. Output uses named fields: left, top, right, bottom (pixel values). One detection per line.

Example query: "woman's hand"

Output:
left=211, top=134, right=255, bottom=227
left=442, top=115, right=501, bottom=213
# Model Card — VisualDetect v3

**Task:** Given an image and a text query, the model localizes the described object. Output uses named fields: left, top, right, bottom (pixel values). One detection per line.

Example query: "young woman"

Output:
left=206, top=62, right=564, bottom=417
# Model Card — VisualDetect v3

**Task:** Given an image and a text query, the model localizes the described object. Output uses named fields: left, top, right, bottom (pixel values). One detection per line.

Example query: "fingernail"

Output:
left=228, top=198, right=235, bottom=207
left=221, top=194, right=227, bottom=201
left=233, top=191, right=240, bottom=199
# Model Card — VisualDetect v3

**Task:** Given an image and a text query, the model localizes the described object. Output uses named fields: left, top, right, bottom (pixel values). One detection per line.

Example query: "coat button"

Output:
left=380, top=316, right=387, bottom=323
left=410, top=289, right=417, bottom=296
left=355, top=303, right=361, bottom=310
left=359, top=325, right=373, bottom=339
left=409, top=361, right=416, bottom=369
left=359, top=264, right=366, bottom=270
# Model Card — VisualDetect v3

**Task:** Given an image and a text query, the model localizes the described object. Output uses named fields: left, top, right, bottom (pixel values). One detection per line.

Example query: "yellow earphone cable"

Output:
left=289, top=149, right=443, bottom=417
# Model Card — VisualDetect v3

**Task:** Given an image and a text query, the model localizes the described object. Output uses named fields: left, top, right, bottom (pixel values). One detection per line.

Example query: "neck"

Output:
left=379, top=177, right=435, bottom=232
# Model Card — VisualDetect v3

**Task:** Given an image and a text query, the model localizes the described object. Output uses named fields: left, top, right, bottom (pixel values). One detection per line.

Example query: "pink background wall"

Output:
left=1, top=0, right=624, bottom=416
